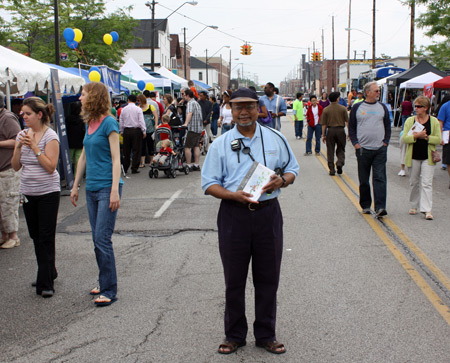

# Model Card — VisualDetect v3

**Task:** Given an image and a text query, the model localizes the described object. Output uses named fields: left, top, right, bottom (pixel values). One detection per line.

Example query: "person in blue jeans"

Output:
left=305, top=95, right=323, bottom=155
left=348, top=81, right=391, bottom=217
left=71, top=82, right=123, bottom=307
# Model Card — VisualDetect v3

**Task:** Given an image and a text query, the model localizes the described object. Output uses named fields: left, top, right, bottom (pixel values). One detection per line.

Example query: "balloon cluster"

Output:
left=137, top=81, right=154, bottom=91
left=89, top=66, right=101, bottom=83
left=63, top=28, right=83, bottom=49
left=103, top=31, right=119, bottom=45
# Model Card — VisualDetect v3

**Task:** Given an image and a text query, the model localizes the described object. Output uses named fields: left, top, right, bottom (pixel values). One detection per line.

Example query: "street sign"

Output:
left=60, top=52, right=68, bottom=60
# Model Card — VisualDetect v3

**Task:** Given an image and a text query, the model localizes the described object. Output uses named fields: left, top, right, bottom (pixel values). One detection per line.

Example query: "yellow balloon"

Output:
left=74, top=28, right=83, bottom=43
left=145, top=83, right=154, bottom=91
left=89, top=71, right=101, bottom=83
left=103, top=34, right=113, bottom=45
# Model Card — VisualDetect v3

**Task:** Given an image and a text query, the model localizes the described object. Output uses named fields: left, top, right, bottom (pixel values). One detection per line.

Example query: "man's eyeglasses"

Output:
left=415, top=105, right=425, bottom=108
left=372, top=90, right=380, bottom=93
left=231, top=104, right=257, bottom=111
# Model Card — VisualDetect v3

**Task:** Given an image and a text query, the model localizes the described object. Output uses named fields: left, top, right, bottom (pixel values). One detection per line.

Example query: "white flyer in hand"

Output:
left=237, top=161, right=276, bottom=202
left=442, top=130, right=449, bottom=144
left=407, top=121, right=424, bottom=136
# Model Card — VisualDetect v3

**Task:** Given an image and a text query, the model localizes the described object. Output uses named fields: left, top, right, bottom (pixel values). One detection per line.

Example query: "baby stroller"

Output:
left=148, top=125, right=190, bottom=178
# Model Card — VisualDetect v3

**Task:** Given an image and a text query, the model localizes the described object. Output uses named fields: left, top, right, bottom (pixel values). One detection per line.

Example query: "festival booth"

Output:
left=424, top=76, right=450, bottom=98
left=120, top=58, right=171, bottom=89
left=143, top=68, right=182, bottom=93
left=399, top=72, right=443, bottom=90
left=387, top=60, right=447, bottom=120
left=155, top=66, right=188, bottom=88
left=0, top=45, right=85, bottom=108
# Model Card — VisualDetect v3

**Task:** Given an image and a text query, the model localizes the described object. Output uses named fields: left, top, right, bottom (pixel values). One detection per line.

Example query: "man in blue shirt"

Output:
left=437, top=99, right=450, bottom=187
left=201, top=88, right=299, bottom=356
left=260, top=82, right=287, bottom=131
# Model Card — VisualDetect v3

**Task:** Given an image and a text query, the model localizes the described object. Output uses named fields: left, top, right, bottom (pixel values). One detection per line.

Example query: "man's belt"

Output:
left=227, top=197, right=277, bottom=212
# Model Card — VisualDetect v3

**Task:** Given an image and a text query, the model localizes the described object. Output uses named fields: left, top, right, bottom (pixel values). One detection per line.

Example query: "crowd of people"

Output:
left=1, top=79, right=449, bottom=356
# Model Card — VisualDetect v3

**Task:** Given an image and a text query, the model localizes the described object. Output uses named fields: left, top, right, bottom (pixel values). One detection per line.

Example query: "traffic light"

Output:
left=240, top=43, right=252, bottom=55
left=311, top=52, right=322, bottom=62
left=317, top=52, right=322, bottom=61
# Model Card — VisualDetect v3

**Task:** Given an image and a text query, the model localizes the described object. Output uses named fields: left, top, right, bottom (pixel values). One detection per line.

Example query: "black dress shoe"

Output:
left=31, top=281, right=36, bottom=287
left=337, top=165, right=343, bottom=174
left=131, top=170, right=140, bottom=174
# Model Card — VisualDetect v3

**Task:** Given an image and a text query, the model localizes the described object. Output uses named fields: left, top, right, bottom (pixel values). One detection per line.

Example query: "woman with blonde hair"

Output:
left=402, top=95, right=441, bottom=220
left=11, top=97, right=60, bottom=298
left=71, top=82, right=123, bottom=306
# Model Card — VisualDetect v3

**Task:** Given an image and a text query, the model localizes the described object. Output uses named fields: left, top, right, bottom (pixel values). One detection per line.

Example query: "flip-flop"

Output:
left=94, top=295, right=117, bottom=307
left=255, top=340, right=286, bottom=354
left=90, top=287, right=100, bottom=295
left=218, top=340, right=246, bottom=354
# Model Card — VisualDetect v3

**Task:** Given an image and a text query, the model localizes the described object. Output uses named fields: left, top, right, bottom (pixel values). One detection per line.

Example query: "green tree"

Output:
left=0, top=0, right=138, bottom=68
left=401, top=0, right=450, bottom=70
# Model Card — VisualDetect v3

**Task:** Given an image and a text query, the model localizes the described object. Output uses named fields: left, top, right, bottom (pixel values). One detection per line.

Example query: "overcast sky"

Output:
left=104, top=0, right=432, bottom=86
left=2, top=0, right=434, bottom=86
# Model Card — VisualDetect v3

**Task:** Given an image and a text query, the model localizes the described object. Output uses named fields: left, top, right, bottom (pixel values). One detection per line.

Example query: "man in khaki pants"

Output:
left=0, top=92, right=22, bottom=249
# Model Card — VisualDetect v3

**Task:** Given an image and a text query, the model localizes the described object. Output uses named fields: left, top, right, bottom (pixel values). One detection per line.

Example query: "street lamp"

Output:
left=345, top=26, right=376, bottom=69
left=184, top=25, right=218, bottom=82
left=145, top=1, right=198, bottom=70
left=205, top=45, right=230, bottom=86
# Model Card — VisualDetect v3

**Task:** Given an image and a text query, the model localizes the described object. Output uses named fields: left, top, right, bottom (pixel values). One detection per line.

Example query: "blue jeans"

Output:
left=355, top=146, right=387, bottom=210
left=86, top=186, right=122, bottom=299
left=294, top=121, right=303, bottom=137
left=222, top=123, right=232, bottom=134
left=211, top=118, right=218, bottom=136
left=306, top=124, right=322, bottom=153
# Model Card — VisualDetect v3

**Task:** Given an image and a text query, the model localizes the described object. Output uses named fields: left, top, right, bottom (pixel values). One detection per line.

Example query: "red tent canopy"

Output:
left=424, top=76, right=450, bottom=98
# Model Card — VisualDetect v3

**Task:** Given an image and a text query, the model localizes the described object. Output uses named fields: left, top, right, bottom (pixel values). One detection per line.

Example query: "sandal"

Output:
left=139, top=164, right=145, bottom=168
left=90, top=286, right=100, bottom=295
left=409, top=208, right=417, bottom=215
left=425, top=212, right=433, bottom=220
left=94, top=295, right=117, bottom=307
left=218, top=340, right=246, bottom=354
left=255, top=340, right=286, bottom=354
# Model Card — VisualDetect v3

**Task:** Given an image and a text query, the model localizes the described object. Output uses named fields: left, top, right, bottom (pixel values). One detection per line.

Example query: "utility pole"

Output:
left=346, top=0, right=352, bottom=94
left=205, top=49, right=208, bottom=85
left=183, top=27, right=187, bottom=79
left=150, top=0, right=156, bottom=70
left=307, top=48, right=311, bottom=92
left=332, top=15, right=335, bottom=91
left=54, top=0, right=60, bottom=65
left=372, top=0, right=376, bottom=69
left=410, top=0, right=415, bottom=67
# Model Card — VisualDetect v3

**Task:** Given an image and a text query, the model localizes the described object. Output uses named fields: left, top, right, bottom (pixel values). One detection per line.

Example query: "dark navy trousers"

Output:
left=217, top=199, right=283, bottom=343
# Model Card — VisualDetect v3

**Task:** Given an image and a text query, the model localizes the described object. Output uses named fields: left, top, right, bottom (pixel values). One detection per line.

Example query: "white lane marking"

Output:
left=153, top=189, right=183, bottom=219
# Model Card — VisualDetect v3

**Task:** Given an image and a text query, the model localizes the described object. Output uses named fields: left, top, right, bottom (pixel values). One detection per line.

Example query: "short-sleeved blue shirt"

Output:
left=201, top=122, right=299, bottom=201
left=437, top=101, right=450, bottom=131
left=84, top=115, right=124, bottom=191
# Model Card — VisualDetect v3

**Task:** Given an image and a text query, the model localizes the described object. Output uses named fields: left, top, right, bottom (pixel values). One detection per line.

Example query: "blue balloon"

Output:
left=110, top=31, right=119, bottom=42
left=66, top=40, right=78, bottom=50
left=63, top=28, right=75, bottom=42
left=137, top=80, right=146, bottom=91
left=90, top=66, right=101, bottom=74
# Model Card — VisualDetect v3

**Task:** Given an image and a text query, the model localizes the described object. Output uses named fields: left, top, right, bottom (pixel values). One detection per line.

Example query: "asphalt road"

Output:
left=1, top=112, right=450, bottom=362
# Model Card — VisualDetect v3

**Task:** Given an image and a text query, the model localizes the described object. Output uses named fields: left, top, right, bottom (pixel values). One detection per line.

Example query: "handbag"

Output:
left=431, top=149, right=441, bottom=163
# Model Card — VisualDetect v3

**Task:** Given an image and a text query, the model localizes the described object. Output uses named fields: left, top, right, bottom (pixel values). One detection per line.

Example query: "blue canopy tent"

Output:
left=193, top=80, right=212, bottom=91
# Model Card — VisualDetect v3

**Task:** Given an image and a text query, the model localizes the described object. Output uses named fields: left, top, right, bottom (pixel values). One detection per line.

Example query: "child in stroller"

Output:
left=152, top=139, right=176, bottom=166
left=148, top=124, right=190, bottom=179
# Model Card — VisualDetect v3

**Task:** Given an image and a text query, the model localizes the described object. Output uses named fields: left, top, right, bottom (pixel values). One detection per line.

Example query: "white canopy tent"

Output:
left=155, top=66, right=188, bottom=88
left=120, top=58, right=171, bottom=88
left=0, top=45, right=85, bottom=98
left=399, top=72, right=443, bottom=89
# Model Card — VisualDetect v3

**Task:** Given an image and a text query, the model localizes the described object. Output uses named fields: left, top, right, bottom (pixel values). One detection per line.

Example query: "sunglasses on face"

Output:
left=415, top=105, right=425, bottom=108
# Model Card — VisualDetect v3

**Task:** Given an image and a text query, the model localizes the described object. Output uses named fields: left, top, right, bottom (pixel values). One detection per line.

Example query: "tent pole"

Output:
left=6, top=68, right=11, bottom=110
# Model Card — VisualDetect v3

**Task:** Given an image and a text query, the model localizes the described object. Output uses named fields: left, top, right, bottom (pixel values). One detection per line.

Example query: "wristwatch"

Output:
left=280, top=175, right=286, bottom=187
left=35, top=150, right=42, bottom=157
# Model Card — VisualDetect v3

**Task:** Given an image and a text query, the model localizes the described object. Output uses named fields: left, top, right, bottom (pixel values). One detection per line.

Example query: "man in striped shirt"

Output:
left=182, top=89, right=203, bottom=171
